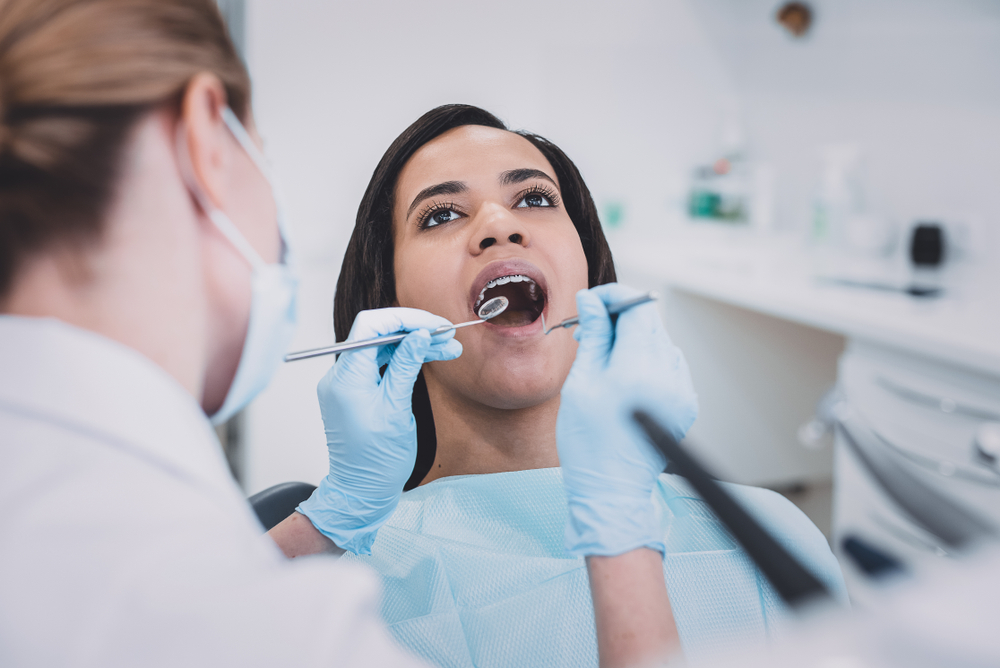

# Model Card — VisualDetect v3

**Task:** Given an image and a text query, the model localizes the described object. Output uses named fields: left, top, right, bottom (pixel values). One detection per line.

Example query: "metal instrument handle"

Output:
left=544, top=291, right=659, bottom=334
left=284, top=320, right=482, bottom=363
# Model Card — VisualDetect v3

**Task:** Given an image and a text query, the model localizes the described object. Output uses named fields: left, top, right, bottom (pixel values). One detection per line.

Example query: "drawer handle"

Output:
left=808, top=387, right=1000, bottom=487
left=876, top=375, right=1000, bottom=421
left=835, top=404, right=999, bottom=552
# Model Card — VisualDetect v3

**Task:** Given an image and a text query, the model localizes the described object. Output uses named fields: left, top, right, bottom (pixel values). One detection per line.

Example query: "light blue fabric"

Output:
left=342, top=467, right=848, bottom=667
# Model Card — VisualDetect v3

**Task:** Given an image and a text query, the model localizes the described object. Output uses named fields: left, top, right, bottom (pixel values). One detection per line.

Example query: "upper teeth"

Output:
left=475, top=274, right=534, bottom=309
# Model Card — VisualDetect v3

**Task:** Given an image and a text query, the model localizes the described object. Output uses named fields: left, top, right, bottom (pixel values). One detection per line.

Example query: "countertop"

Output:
left=609, top=231, right=1000, bottom=378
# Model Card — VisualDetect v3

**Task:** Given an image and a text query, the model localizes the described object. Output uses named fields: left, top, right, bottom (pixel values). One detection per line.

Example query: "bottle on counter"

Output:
left=687, top=117, right=759, bottom=227
left=811, top=144, right=862, bottom=247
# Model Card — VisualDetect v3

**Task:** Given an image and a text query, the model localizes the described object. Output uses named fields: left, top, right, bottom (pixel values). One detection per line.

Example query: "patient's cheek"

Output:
left=393, top=262, right=434, bottom=312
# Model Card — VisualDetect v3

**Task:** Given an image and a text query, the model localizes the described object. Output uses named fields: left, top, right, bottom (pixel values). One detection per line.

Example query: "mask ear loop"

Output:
left=175, top=115, right=268, bottom=272
left=221, top=107, right=292, bottom=267
left=221, top=108, right=271, bottom=178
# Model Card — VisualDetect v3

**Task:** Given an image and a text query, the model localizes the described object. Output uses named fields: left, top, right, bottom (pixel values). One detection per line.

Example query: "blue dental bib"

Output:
left=342, top=467, right=846, bottom=667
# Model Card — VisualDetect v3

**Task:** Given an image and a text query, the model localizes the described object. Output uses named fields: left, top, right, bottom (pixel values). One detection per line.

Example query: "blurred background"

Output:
left=221, top=0, right=1000, bottom=605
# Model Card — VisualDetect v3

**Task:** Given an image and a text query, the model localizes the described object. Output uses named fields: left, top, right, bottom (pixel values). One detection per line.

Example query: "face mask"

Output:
left=180, top=108, right=299, bottom=425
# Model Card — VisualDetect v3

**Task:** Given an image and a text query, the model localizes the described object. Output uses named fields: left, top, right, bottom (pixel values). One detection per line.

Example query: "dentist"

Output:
left=0, top=1, right=693, bottom=667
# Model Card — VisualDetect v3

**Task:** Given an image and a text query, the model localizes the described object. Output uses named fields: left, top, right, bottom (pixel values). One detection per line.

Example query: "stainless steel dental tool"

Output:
left=541, top=291, right=659, bottom=335
left=283, top=296, right=509, bottom=362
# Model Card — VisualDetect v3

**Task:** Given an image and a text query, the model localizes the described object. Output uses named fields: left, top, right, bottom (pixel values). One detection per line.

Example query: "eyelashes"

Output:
left=516, top=184, right=561, bottom=209
left=415, top=184, right=562, bottom=230
left=416, top=201, right=463, bottom=229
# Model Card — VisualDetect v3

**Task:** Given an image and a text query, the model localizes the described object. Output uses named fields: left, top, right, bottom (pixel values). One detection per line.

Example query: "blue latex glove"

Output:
left=297, top=307, right=462, bottom=555
left=557, top=283, right=698, bottom=557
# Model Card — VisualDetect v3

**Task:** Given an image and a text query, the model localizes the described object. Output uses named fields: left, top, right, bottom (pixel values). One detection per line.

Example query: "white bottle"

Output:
left=812, top=144, right=862, bottom=247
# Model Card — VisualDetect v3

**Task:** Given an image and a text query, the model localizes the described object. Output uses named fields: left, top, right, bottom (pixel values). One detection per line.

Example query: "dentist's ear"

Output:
left=177, top=72, right=236, bottom=212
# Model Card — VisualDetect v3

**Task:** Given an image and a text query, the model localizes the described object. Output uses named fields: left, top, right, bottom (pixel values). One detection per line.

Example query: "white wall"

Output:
left=691, top=0, right=1000, bottom=253
left=240, top=0, right=740, bottom=493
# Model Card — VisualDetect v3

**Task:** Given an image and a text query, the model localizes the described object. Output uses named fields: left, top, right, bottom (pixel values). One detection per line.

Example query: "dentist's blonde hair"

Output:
left=0, top=0, right=250, bottom=299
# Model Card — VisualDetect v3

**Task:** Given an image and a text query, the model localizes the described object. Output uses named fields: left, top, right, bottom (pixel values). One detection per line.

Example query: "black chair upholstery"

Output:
left=248, top=481, right=317, bottom=531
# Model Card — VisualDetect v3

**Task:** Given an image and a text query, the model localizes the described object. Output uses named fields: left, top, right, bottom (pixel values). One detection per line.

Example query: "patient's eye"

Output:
left=514, top=185, right=559, bottom=210
left=520, top=193, right=549, bottom=208
left=419, top=205, right=464, bottom=229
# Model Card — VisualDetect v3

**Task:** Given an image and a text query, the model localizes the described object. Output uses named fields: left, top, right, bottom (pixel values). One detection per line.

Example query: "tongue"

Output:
left=481, top=281, right=544, bottom=327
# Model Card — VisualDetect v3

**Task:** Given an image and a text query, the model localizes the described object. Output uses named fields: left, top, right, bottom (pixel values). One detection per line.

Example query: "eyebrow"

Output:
left=405, top=169, right=558, bottom=220
left=500, top=168, right=557, bottom=188
left=407, top=181, right=467, bottom=219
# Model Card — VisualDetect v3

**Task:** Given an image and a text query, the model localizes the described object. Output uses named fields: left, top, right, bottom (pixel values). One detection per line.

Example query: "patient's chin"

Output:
left=471, top=360, right=568, bottom=410
left=426, top=353, right=567, bottom=412
left=482, top=380, right=559, bottom=410
left=424, top=315, right=579, bottom=412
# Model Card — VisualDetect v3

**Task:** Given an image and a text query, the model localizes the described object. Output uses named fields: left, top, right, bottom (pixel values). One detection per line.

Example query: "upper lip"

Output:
left=468, top=258, right=549, bottom=316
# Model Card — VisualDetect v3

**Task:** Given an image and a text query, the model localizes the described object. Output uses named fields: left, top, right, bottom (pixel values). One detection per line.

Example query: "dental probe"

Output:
left=541, top=291, right=658, bottom=335
left=283, top=296, right=509, bottom=363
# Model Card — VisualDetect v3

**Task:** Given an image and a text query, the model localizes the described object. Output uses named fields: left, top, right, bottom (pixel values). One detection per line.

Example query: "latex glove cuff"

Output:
left=565, top=498, right=664, bottom=558
left=563, top=470, right=664, bottom=557
left=296, top=477, right=399, bottom=555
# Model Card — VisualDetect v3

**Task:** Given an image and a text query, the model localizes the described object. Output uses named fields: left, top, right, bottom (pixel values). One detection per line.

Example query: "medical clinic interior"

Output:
left=225, top=0, right=1000, bottom=611
left=5, top=0, right=997, bottom=665
left=9, top=0, right=1000, bottom=668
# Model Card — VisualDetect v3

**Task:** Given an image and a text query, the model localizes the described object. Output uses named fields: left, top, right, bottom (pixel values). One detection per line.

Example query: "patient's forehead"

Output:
left=395, top=126, right=559, bottom=211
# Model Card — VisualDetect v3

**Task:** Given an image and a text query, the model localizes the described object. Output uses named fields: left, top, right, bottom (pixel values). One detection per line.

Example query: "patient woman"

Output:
left=300, top=105, right=846, bottom=667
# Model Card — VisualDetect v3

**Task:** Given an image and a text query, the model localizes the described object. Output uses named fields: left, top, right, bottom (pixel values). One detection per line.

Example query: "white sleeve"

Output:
left=0, top=418, right=428, bottom=668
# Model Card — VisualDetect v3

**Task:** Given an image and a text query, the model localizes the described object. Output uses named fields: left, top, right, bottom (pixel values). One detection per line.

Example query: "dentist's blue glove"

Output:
left=297, top=308, right=462, bottom=555
left=557, top=283, right=698, bottom=557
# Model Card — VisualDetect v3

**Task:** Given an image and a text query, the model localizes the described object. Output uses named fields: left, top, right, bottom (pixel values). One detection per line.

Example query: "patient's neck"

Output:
left=420, top=380, right=560, bottom=485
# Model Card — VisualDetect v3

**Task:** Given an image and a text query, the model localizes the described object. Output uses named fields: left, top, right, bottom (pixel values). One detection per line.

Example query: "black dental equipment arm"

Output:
left=632, top=409, right=834, bottom=609
left=840, top=534, right=904, bottom=578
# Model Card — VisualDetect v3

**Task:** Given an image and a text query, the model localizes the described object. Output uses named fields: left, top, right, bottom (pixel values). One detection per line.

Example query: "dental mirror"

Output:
left=477, top=296, right=508, bottom=320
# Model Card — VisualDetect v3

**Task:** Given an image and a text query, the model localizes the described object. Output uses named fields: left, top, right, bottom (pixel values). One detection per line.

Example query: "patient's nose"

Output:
left=472, top=204, right=530, bottom=253
left=479, top=233, right=523, bottom=250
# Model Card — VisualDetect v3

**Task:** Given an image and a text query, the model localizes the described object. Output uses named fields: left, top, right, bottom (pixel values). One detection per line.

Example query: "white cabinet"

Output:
left=611, top=233, right=1000, bottom=602
left=834, top=340, right=1000, bottom=605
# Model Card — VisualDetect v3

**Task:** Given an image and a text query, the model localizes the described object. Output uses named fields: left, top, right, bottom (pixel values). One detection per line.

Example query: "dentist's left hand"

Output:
left=296, top=308, right=462, bottom=555
left=558, top=283, right=698, bottom=558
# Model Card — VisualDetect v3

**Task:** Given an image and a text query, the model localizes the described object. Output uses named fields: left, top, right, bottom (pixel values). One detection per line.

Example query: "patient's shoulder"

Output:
left=660, top=473, right=805, bottom=523
left=657, top=474, right=848, bottom=601
left=658, top=474, right=821, bottom=545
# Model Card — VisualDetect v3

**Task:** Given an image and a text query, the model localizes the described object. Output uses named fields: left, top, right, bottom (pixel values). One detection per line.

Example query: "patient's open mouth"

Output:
left=474, top=275, right=546, bottom=327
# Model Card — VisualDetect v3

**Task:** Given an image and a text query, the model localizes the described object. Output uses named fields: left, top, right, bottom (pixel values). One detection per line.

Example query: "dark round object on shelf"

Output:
left=910, top=223, right=946, bottom=267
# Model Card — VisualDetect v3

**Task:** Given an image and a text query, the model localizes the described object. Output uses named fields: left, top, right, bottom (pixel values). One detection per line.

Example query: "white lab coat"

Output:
left=0, top=316, right=425, bottom=668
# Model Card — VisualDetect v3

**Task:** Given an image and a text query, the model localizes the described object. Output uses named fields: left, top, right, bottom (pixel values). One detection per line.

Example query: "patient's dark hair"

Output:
left=334, top=103, right=616, bottom=489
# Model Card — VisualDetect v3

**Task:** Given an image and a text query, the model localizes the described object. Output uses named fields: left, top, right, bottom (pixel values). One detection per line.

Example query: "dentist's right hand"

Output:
left=297, top=308, right=462, bottom=555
